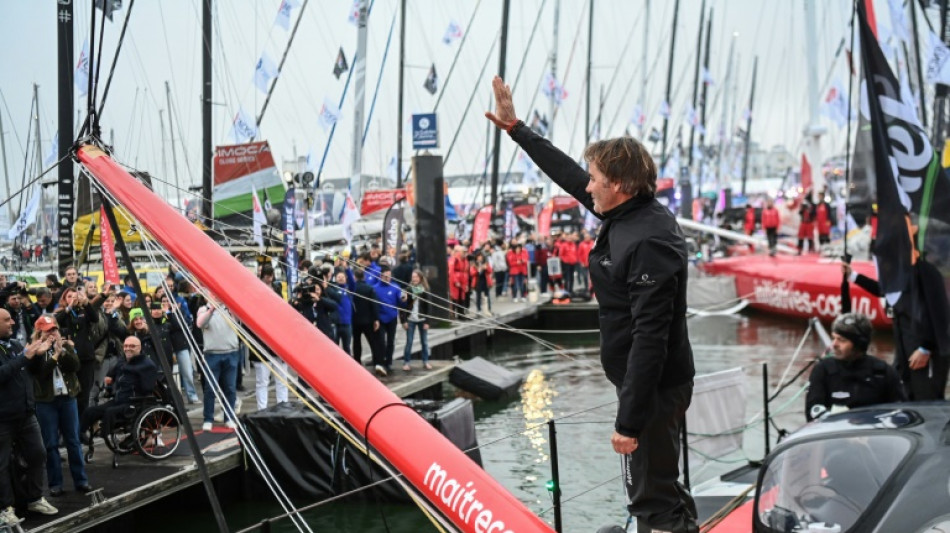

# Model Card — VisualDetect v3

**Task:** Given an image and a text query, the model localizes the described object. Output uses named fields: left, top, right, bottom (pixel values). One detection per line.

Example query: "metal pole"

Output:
left=201, top=0, right=213, bottom=223
left=638, top=0, right=650, bottom=139
left=741, top=57, right=757, bottom=197
left=350, top=0, right=369, bottom=203
left=490, top=0, right=511, bottom=210
left=0, top=111, right=11, bottom=222
left=159, top=109, right=168, bottom=182
left=100, top=196, right=230, bottom=533
left=763, top=362, right=770, bottom=456
left=697, top=8, right=712, bottom=199
left=687, top=0, right=706, bottom=169
left=32, top=84, right=44, bottom=241
left=547, top=419, right=563, bottom=533
left=585, top=0, right=593, bottom=145
left=661, top=0, right=680, bottom=166
left=396, top=0, right=405, bottom=188
left=165, top=81, right=182, bottom=208
left=910, top=0, right=928, bottom=127
left=56, top=0, right=75, bottom=275
left=549, top=0, right=560, bottom=142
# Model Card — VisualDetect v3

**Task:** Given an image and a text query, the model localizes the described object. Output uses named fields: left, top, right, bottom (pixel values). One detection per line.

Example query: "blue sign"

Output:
left=412, top=113, right=438, bottom=150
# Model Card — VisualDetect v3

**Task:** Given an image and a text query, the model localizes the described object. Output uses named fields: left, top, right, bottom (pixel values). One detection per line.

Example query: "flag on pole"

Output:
left=76, top=38, right=91, bottom=98
left=250, top=183, right=266, bottom=250
left=318, top=97, right=342, bottom=132
left=44, top=132, right=59, bottom=168
left=333, top=47, right=349, bottom=79
left=423, top=64, right=439, bottom=95
left=7, top=187, right=41, bottom=240
left=701, top=67, right=716, bottom=85
left=658, top=100, right=671, bottom=118
left=541, top=72, right=568, bottom=103
left=887, top=0, right=910, bottom=42
left=229, top=107, right=258, bottom=143
left=347, top=0, right=361, bottom=26
left=340, top=188, right=360, bottom=244
left=254, top=51, right=278, bottom=94
left=926, top=32, right=950, bottom=85
left=442, top=19, right=463, bottom=45
left=629, top=104, right=645, bottom=127
left=100, top=206, right=120, bottom=284
left=274, top=0, right=300, bottom=30
left=821, top=79, right=853, bottom=127
left=518, top=152, right=540, bottom=184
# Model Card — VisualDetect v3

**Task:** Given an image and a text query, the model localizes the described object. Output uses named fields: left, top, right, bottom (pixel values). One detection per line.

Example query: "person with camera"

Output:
left=54, top=287, right=102, bottom=418
left=27, top=315, right=92, bottom=497
left=1, top=282, right=33, bottom=345
left=0, top=309, right=59, bottom=526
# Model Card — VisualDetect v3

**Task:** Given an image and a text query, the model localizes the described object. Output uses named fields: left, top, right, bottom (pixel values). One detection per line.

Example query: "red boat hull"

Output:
left=699, top=255, right=892, bottom=328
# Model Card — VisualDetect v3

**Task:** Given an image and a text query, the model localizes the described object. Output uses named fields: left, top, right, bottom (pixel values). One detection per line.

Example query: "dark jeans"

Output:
left=576, top=265, right=589, bottom=290
left=36, top=397, right=88, bottom=490
left=494, top=271, right=507, bottom=297
left=475, top=288, right=492, bottom=312
left=352, top=323, right=383, bottom=365
left=766, top=228, right=778, bottom=255
left=0, top=416, right=46, bottom=508
left=337, top=323, right=353, bottom=355
left=381, top=319, right=397, bottom=369
left=76, top=359, right=96, bottom=417
left=202, top=350, right=239, bottom=424
left=562, top=263, right=576, bottom=293
left=403, top=321, right=429, bottom=364
left=80, top=400, right=130, bottom=437
left=621, top=382, right=697, bottom=533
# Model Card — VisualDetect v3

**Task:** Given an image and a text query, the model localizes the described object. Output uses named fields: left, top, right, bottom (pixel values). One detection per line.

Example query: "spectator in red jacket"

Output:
left=815, top=199, right=832, bottom=245
left=798, top=198, right=816, bottom=254
left=761, top=199, right=781, bottom=257
left=555, top=233, right=579, bottom=293
left=576, top=231, right=594, bottom=291
left=743, top=204, right=757, bottom=252
left=506, top=242, right=529, bottom=302
left=448, top=246, right=470, bottom=319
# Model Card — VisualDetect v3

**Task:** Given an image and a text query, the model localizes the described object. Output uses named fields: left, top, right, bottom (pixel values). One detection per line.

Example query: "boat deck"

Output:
left=24, top=295, right=548, bottom=532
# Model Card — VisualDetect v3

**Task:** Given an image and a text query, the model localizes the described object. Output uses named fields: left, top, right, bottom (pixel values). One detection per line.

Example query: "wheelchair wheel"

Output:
left=133, top=406, right=181, bottom=461
left=102, top=423, right=136, bottom=456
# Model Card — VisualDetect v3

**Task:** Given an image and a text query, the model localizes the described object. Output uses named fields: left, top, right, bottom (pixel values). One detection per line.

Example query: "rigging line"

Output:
left=585, top=15, right=639, bottom=141
left=15, top=96, right=36, bottom=216
left=79, top=0, right=98, bottom=138
left=500, top=65, right=550, bottom=188
left=108, top=158, right=585, bottom=361
left=361, top=8, right=398, bottom=147
left=441, top=30, right=499, bottom=165
left=0, top=88, right=26, bottom=158
left=433, top=0, right=484, bottom=113
left=255, top=0, right=309, bottom=127
left=537, top=474, right=621, bottom=516
left=95, top=0, right=136, bottom=129
left=548, top=0, right=590, bottom=140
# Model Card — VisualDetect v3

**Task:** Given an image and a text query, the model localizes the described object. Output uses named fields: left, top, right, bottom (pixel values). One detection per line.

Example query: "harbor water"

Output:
left=137, top=312, right=894, bottom=533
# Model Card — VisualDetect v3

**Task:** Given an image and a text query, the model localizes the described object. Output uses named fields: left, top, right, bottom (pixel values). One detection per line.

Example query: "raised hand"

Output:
left=485, top=76, right=518, bottom=130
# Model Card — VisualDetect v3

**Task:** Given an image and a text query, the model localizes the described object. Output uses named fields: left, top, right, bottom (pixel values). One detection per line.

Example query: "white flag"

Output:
left=887, top=0, right=911, bottom=42
left=629, top=104, right=645, bottom=126
left=75, top=38, right=91, bottom=98
left=318, top=97, right=342, bottom=132
left=44, top=132, right=59, bottom=168
left=229, top=107, right=258, bottom=143
left=7, top=187, right=41, bottom=240
left=821, top=79, right=851, bottom=127
left=926, top=32, right=950, bottom=85
left=442, top=19, right=463, bottom=45
left=347, top=0, right=361, bottom=26
left=274, top=0, right=300, bottom=30
left=541, top=72, right=568, bottom=103
left=386, top=155, right=397, bottom=182
left=250, top=183, right=266, bottom=250
left=701, top=67, right=715, bottom=85
left=254, top=51, right=278, bottom=94
left=658, top=101, right=671, bottom=118
left=518, top=152, right=540, bottom=184
left=340, top=188, right=360, bottom=244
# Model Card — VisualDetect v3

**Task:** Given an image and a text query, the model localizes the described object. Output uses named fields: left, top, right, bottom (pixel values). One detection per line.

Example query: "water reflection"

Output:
left=520, top=369, right=557, bottom=464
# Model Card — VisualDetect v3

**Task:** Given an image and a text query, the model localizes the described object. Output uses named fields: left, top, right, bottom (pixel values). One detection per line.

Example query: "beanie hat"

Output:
left=129, top=308, right=145, bottom=321
left=832, top=313, right=872, bottom=352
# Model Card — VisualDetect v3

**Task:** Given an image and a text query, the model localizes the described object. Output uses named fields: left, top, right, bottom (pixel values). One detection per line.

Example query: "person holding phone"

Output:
left=28, top=315, right=92, bottom=497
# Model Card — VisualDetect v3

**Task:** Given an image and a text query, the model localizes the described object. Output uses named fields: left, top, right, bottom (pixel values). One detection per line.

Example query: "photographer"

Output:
left=1, top=282, right=32, bottom=344
left=292, top=282, right=338, bottom=338
left=54, top=288, right=101, bottom=417
left=27, top=316, right=92, bottom=497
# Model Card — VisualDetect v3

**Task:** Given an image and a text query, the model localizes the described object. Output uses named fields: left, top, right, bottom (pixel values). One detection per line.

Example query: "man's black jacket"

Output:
left=108, top=353, right=159, bottom=405
left=510, top=123, right=695, bottom=438
left=0, top=337, right=35, bottom=420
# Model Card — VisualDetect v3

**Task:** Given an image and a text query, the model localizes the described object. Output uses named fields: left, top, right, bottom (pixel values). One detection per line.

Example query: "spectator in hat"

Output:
left=28, top=315, right=92, bottom=497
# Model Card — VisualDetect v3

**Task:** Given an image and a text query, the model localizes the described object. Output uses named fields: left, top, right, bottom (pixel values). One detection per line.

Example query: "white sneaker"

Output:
left=27, top=497, right=58, bottom=515
left=374, top=365, right=387, bottom=377
left=233, top=398, right=242, bottom=415
left=202, top=422, right=213, bottom=431
left=225, top=420, right=237, bottom=429
left=0, top=506, right=20, bottom=525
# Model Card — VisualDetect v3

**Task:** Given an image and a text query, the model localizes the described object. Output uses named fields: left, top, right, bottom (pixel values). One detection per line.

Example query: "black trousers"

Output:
left=80, top=400, right=130, bottom=437
left=621, top=382, right=698, bottom=533
left=0, top=415, right=46, bottom=509
left=352, top=323, right=383, bottom=366
left=766, top=228, right=778, bottom=254
left=76, top=358, right=97, bottom=418
left=381, top=320, right=397, bottom=369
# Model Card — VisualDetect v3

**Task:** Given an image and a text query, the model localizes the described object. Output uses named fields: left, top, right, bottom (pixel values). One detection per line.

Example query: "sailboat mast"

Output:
left=661, top=0, right=680, bottom=166
left=909, top=0, right=928, bottom=127
left=697, top=8, right=712, bottom=199
left=490, top=0, right=511, bottom=209
left=741, top=56, right=757, bottom=197
left=350, top=0, right=369, bottom=202
left=585, top=0, right=593, bottom=145
left=165, top=81, right=182, bottom=208
left=638, top=0, right=649, bottom=139
left=56, top=0, right=73, bottom=273
left=32, top=84, right=44, bottom=241
left=549, top=0, right=560, bottom=142
left=687, top=0, right=706, bottom=169
left=396, top=0, right=406, bottom=187
left=159, top=109, right=168, bottom=180
left=201, top=0, right=213, bottom=223
left=803, top=0, right=826, bottom=199
left=716, top=34, right=737, bottom=198
left=0, top=110, right=12, bottom=224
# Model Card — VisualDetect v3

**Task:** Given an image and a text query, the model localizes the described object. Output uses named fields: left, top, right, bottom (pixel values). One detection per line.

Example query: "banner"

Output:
left=282, top=187, right=298, bottom=291
left=100, top=206, right=120, bottom=284
left=360, top=188, right=406, bottom=216
left=382, top=199, right=406, bottom=264
left=7, top=187, right=40, bottom=240
left=212, top=141, right=284, bottom=220
left=470, top=205, right=492, bottom=251
left=537, top=202, right=553, bottom=237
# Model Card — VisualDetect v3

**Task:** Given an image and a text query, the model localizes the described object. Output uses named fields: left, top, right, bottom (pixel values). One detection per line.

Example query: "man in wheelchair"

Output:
left=80, top=336, right=158, bottom=441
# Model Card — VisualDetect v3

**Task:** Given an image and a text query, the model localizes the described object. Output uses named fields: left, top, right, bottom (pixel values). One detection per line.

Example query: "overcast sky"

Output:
left=0, top=0, right=929, bottom=204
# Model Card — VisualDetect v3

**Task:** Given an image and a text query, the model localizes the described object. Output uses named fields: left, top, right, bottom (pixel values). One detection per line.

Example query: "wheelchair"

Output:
left=84, top=378, right=182, bottom=468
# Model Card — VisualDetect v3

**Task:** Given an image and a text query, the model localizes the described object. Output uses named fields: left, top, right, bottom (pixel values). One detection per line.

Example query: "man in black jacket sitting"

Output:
left=80, top=336, right=158, bottom=439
